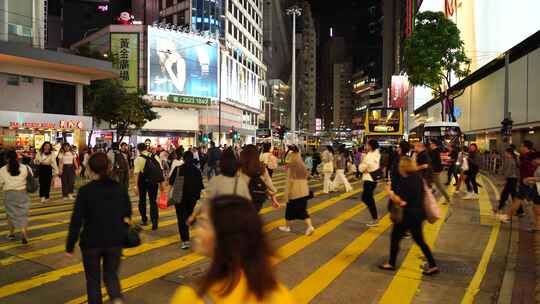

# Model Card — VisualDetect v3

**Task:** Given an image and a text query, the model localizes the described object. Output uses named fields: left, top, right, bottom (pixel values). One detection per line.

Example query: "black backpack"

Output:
left=249, top=174, right=267, bottom=211
left=141, top=155, right=164, bottom=184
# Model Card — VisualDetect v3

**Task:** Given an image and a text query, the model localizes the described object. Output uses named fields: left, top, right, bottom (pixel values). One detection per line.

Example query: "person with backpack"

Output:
left=239, top=144, right=279, bottom=212
left=359, top=139, right=382, bottom=227
left=206, top=141, right=221, bottom=180
left=278, top=150, right=315, bottom=236
left=107, top=142, right=129, bottom=191
left=260, top=143, right=278, bottom=178
left=134, top=143, right=165, bottom=230
left=169, top=151, right=204, bottom=250
left=332, top=145, right=353, bottom=193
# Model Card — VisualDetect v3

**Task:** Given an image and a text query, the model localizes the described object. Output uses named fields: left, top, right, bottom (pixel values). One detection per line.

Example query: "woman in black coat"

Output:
left=169, top=151, right=204, bottom=250
left=65, top=152, right=132, bottom=304
left=380, top=157, right=439, bottom=275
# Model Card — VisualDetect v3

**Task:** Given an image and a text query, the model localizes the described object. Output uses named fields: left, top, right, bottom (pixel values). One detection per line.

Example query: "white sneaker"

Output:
left=68, top=194, right=75, bottom=200
left=305, top=226, right=315, bottom=236
left=366, top=220, right=379, bottom=227
left=462, top=193, right=474, bottom=200
left=278, top=226, right=292, bottom=233
left=181, top=241, right=191, bottom=250
left=40, top=197, right=47, bottom=203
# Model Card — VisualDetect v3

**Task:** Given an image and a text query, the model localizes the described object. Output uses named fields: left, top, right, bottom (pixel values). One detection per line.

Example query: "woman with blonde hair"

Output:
left=278, top=148, right=315, bottom=236
left=380, top=157, right=439, bottom=275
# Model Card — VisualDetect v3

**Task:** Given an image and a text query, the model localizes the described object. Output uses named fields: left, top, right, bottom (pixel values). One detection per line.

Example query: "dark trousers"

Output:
left=61, top=164, right=75, bottom=197
left=207, top=165, right=218, bottom=180
left=498, top=177, right=518, bottom=210
left=390, top=219, right=437, bottom=268
left=465, top=170, right=479, bottom=194
left=311, top=162, right=319, bottom=176
left=174, top=199, right=197, bottom=242
left=446, top=164, right=458, bottom=184
left=267, top=168, right=274, bottom=178
left=81, top=247, right=122, bottom=304
left=138, top=180, right=159, bottom=225
left=38, top=165, right=52, bottom=199
left=362, top=181, right=378, bottom=220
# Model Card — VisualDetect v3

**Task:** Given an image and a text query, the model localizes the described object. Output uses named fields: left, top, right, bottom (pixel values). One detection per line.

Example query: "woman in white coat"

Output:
left=321, top=146, right=335, bottom=194
left=359, top=139, right=381, bottom=227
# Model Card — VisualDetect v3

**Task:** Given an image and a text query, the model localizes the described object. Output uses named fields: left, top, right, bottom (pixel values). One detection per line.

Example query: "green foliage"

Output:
left=404, top=11, right=471, bottom=97
left=77, top=44, right=158, bottom=141
left=84, top=79, right=158, bottom=141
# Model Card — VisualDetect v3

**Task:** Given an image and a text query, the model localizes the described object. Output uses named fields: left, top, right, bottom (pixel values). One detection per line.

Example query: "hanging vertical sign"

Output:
left=111, top=33, right=139, bottom=92
left=391, top=75, right=409, bottom=108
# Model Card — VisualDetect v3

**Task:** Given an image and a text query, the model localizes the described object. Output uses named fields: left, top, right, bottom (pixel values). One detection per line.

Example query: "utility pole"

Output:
left=287, top=5, right=302, bottom=142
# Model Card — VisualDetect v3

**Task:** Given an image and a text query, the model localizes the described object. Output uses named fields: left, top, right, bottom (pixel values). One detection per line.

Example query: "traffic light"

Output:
left=277, top=125, right=286, bottom=140
left=197, top=131, right=203, bottom=142
left=233, top=130, right=240, bottom=142
left=228, top=128, right=234, bottom=139
left=202, top=134, right=209, bottom=143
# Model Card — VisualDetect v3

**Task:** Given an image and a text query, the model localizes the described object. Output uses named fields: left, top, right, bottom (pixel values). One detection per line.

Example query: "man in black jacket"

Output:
left=430, top=140, right=451, bottom=204
left=206, top=141, right=221, bottom=180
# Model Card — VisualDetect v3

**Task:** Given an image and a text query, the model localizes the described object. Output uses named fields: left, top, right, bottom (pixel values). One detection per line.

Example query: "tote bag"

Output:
left=423, top=180, right=441, bottom=224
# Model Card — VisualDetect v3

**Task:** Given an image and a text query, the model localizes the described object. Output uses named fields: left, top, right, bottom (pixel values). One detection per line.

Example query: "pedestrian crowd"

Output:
left=1, top=136, right=539, bottom=304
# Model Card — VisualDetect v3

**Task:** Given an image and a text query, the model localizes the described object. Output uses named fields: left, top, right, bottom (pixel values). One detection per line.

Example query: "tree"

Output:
left=84, top=79, right=158, bottom=143
left=404, top=11, right=471, bottom=122
left=77, top=44, right=158, bottom=144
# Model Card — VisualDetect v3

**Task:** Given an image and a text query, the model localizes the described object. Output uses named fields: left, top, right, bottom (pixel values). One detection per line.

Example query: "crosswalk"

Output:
left=0, top=172, right=510, bottom=303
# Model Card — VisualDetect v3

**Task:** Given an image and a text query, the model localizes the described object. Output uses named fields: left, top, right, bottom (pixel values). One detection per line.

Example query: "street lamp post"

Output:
left=287, top=6, right=302, bottom=143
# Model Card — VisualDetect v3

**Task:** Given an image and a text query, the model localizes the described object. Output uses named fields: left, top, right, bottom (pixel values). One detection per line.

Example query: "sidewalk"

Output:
left=487, top=173, right=538, bottom=304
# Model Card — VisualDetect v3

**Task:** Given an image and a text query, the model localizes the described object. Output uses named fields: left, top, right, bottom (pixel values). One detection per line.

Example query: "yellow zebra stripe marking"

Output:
left=378, top=196, right=449, bottom=304
left=0, top=181, right=364, bottom=299
left=292, top=215, right=392, bottom=303
left=65, top=190, right=386, bottom=304
left=460, top=176, right=501, bottom=304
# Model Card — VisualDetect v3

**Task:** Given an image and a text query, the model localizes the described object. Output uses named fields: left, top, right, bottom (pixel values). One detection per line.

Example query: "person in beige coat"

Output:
left=279, top=150, right=315, bottom=236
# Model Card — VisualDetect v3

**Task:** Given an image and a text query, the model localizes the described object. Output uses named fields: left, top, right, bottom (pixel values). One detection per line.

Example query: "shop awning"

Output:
left=0, top=41, right=118, bottom=85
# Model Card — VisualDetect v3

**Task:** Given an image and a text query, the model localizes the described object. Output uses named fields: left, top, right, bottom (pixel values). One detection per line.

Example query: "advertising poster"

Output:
left=147, top=27, right=218, bottom=98
left=111, top=33, right=139, bottom=92
left=391, top=75, right=409, bottom=108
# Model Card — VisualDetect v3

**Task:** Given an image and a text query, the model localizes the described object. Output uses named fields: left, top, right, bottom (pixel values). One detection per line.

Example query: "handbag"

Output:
left=168, top=167, right=185, bottom=206
left=124, top=224, right=141, bottom=248
left=423, top=180, right=441, bottom=224
left=369, top=168, right=383, bottom=181
left=158, top=192, right=169, bottom=210
left=25, top=166, right=39, bottom=193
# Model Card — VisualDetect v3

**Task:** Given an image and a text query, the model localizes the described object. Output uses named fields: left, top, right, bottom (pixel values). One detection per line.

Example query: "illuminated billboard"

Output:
left=147, top=26, right=218, bottom=98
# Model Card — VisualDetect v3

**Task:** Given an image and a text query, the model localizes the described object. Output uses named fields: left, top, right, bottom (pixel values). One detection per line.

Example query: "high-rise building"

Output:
left=160, top=0, right=267, bottom=142
left=332, top=62, right=353, bottom=129
left=319, top=36, right=347, bottom=130
left=295, top=0, right=316, bottom=132
left=263, top=0, right=291, bottom=129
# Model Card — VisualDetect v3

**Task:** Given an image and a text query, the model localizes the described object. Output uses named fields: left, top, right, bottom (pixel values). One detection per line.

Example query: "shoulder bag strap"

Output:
left=202, top=294, right=214, bottom=304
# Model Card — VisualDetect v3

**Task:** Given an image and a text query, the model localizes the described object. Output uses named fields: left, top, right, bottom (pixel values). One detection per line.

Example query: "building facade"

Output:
left=332, top=62, right=353, bottom=129
left=159, top=0, right=266, bottom=144
left=295, top=0, right=317, bottom=133
left=0, top=1, right=117, bottom=151
left=319, top=36, right=347, bottom=130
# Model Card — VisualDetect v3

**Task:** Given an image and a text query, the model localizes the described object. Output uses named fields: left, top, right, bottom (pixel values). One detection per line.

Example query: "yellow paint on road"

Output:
left=378, top=196, right=449, bottom=304
left=65, top=190, right=385, bottom=304
left=460, top=176, right=501, bottom=304
left=478, top=175, right=496, bottom=226
left=0, top=180, right=366, bottom=300
left=292, top=215, right=392, bottom=303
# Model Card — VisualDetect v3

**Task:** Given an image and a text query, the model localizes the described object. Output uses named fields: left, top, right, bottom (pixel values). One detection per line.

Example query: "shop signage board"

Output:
left=111, top=32, right=139, bottom=92
left=167, top=95, right=210, bottom=106
left=0, top=111, right=92, bottom=130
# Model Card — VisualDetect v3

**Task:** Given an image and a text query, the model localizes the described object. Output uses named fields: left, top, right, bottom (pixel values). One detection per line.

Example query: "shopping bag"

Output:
left=423, top=180, right=441, bottom=224
left=158, top=192, right=169, bottom=210
left=53, top=176, right=62, bottom=189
